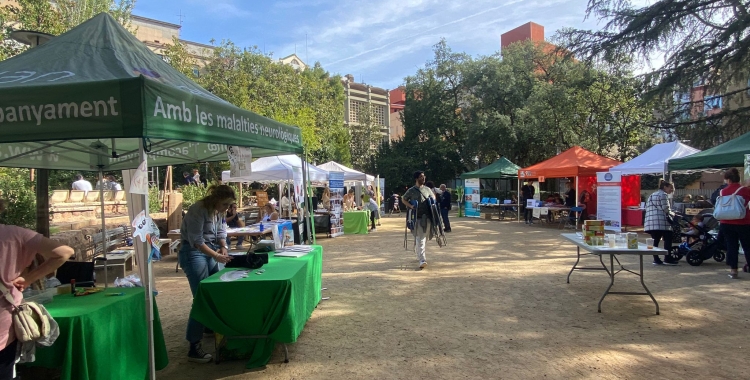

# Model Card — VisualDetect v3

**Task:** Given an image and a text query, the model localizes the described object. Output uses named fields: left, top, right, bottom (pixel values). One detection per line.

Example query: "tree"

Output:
left=162, top=40, right=349, bottom=165
left=558, top=0, right=750, bottom=144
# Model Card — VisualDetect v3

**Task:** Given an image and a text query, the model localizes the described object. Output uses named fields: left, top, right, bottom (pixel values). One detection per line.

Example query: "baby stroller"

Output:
left=667, top=210, right=725, bottom=266
left=388, top=194, right=401, bottom=216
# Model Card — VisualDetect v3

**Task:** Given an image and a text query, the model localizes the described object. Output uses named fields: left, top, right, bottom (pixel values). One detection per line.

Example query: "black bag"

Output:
left=225, top=245, right=270, bottom=269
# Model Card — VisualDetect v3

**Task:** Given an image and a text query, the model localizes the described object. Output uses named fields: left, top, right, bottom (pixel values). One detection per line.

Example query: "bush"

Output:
left=0, top=168, right=36, bottom=228
left=180, top=185, right=208, bottom=210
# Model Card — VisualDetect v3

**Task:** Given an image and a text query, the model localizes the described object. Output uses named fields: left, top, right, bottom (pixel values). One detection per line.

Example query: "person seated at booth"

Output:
left=225, top=203, right=245, bottom=249
left=260, top=203, right=279, bottom=222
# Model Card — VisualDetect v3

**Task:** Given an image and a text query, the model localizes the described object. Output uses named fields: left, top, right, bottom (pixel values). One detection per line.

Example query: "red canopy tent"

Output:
left=517, top=146, right=636, bottom=221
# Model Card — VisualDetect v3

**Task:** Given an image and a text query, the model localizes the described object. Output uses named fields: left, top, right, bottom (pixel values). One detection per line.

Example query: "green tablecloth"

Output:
left=191, top=245, right=323, bottom=368
left=343, top=210, right=370, bottom=234
left=26, top=288, right=168, bottom=380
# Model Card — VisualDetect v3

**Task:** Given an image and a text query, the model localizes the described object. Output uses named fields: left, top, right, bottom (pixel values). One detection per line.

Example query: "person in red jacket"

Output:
left=717, top=168, right=750, bottom=279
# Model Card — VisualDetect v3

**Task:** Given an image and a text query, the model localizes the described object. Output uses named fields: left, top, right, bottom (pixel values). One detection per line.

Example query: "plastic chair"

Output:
left=480, top=197, right=489, bottom=205
left=560, top=207, right=584, bottom=230
left=489, top=198, right=498, bottom=205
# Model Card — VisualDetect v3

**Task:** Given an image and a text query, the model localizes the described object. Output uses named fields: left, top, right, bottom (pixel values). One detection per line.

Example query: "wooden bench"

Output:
left=82, top=226, right=133, bottom=260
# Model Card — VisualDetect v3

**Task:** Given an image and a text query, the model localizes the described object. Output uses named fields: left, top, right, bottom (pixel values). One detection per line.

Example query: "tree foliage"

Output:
left=162, top=40, right=350, bottom=166
left=372, top=39, right=656, bottom=190
left=558, top=0, right=750, bottom=146
left=349, top=103, right=382, bottom=172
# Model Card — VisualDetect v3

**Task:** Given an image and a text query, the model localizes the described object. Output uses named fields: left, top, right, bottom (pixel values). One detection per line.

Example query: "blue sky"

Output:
left=134, top=0, right=605, bottom=90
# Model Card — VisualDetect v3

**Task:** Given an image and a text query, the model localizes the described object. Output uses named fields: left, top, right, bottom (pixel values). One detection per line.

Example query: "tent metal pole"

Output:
left=139, top=140, right=157, bottom=380
left=517, top=177, right=520, bottom=223
left=98, top=168, right=109, bottom=288
left=575, top=176, right=579, bottom=231
left=301, top=158, right=314, bottom=244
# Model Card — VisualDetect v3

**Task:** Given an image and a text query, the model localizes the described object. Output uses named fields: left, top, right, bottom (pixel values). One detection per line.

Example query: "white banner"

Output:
left=129, top=158, right=149, bottom=195
left=227, top=146, right=252, bottom=178
left=596, top=171, right=622, bottom=232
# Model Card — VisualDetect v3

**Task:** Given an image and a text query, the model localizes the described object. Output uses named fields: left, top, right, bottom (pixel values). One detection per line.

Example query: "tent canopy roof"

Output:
left=0, top=13, right=302, bottom=171
left=221, top=155, right=328, bottom=183
left=460, top=157, right=520, bottom=179
left=610, top=141, right=700, bottom=175
left=518, top=146, right=621, bottom=178
left=668, top=131, right=750, bottom=171
left=318, top=161, right=374, bottom=182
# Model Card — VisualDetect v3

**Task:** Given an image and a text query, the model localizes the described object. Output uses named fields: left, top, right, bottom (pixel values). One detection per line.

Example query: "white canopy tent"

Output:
left=318, top=161, right=375, bottom=183
left=609, top=141, right=700, bottom=176
left=221, top=154, right=329, bottom=184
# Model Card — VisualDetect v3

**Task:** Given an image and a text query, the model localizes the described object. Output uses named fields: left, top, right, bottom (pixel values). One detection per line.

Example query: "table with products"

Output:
left=343, top=210, right=370, bottom=234
left=561, top=233, right=666, bottom=315
left=190, top=245, right=323, bottom=368
left=23, top=287, right=168, bottom=380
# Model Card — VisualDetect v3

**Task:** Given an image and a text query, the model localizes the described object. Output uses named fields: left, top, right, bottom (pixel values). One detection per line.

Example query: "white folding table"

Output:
left=561, top=233, right=666, bottom=315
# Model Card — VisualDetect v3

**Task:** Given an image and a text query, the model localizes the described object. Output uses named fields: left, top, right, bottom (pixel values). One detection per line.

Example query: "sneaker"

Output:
left=188, top=342, right=212, bottom=363
left=652, top=261, right=664, bottom=266
left=419, top=261, right=427, bottom=269
left=663, top=261, right=679, bottom=266
left=370, top=227, right=377, bottom=232
left=444, top=229, right=451, bottom=232
left=728, top=272, right=738, bottom=279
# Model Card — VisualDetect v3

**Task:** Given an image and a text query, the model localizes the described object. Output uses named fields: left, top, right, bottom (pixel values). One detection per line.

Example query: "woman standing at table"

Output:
left=644, top=180, right=679, bottom=266
left=179, top=185, right=235, bottom=363
left=717, top=168, right=750, bottom=279
left=0, top=199, right=74, bottom=379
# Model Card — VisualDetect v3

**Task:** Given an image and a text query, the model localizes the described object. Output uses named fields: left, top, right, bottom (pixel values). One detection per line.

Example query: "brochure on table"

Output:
left=464, top=178, right=481, bottom=218
left=329, top=171, right=345, bottom=237
left=596, top=171, right=622, bottom=232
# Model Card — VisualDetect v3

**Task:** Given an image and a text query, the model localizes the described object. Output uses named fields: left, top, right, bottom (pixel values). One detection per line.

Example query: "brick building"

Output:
left=343, top=74, right=391, bottom=144
left=501, top=22, right=545, bottom=49
left=389, top=87, right=406, bottom=141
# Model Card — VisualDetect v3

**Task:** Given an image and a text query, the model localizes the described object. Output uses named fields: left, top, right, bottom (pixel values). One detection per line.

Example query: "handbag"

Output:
left=713, top=187, right=748, bottom=220
left=225, top=243, right=269, bottom=269
left=1, top=282, right=51, bottom=343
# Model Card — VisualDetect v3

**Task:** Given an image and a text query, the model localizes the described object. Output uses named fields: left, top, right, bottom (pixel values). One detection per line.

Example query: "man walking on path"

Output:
left=521, top=180, right=535, bottom=224
left=402, top=171, right=436, bottom=269
left=439, top=184, right=452, bottom=232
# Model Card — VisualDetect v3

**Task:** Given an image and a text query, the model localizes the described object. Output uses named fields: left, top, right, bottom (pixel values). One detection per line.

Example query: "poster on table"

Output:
left=464, top=178, right=481, bottom=217
left=329, top=171, right=345, bottom=237
left=596, top=171, right=622, bottom=232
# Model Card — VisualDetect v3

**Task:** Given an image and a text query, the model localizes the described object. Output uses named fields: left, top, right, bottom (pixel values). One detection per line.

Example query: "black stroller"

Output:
left=667, top=209, right=726, bottom=266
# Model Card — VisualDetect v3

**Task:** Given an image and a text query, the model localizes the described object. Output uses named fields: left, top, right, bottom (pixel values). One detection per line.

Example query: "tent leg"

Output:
left=98, top=169, right=109, bottom=288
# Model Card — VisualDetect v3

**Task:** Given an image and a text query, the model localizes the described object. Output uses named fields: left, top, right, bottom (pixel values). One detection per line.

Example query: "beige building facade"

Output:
left=342, top=74, right=390, bottom=144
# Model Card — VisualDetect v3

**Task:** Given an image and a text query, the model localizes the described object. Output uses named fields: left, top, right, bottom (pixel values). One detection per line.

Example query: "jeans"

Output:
left=0, top=340, right=16, bottom=380
left=178, top=241, right=219, bottom=344
left=647, top=230, right=673, bottom=262
left=370, top=210, right=376, bottom=229
left=720, top=224, right=750, bottom=270
left=441, top=208, right=451, bottom=231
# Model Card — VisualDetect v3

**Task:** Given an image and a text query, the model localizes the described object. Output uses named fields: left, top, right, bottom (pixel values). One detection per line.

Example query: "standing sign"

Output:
left=596, top=171, right=622, bottom=232
left=329, top=171, right=345, bottom=237
left=744, top=154, right=750, bottom=184
left=464, top=178, right=481, bottom=218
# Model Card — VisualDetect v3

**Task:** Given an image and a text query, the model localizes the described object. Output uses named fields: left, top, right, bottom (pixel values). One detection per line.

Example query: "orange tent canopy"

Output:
left=518, top=146, right=621, bottom=179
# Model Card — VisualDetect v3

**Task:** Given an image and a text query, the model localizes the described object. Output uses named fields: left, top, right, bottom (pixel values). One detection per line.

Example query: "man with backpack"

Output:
left=402, top=171, right=436, bottom=269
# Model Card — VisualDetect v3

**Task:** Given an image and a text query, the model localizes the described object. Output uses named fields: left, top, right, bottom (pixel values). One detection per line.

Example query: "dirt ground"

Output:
left=153, top=212, right=749, bottom=380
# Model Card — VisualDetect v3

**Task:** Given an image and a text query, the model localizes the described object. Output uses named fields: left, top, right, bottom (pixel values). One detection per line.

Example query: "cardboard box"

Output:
left=481, top=213, right=493, bottom=220
left=585, top=220, right=605, bottom=226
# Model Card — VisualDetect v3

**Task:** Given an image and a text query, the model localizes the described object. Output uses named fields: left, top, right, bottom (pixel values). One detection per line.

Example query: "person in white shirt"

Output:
left=107, top=175, right=122, bottom=191
left=71, top=174, right=93, bottom=194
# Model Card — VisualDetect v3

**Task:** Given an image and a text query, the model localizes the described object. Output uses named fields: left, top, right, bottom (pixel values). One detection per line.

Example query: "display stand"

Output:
left=328, top=171, right=344, bottom=237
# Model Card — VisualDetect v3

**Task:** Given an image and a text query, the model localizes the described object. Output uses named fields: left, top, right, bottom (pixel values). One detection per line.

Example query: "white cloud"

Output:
left=268, top=0, right=600, bottom=88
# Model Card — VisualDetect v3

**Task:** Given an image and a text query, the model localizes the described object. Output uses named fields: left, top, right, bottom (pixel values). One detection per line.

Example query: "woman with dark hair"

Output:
left=717, top=168, right=750, bottom=279
left=0, top=199, right=74, bottom=378
left=644, top=180, right=679, bottom=265
left=178, top=185, right=235, bottom=363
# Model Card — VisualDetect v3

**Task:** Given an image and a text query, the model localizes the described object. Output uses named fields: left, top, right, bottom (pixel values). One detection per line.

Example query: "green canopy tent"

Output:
left=460, top=157, right=520, bottom=179
left=668, top=131, right=750, bottom=171
left=0, top=13, right=304, bottom=379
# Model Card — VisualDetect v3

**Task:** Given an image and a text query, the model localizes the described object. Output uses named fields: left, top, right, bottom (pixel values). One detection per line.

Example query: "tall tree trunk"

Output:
left=36, top=169, right=50, bottom=237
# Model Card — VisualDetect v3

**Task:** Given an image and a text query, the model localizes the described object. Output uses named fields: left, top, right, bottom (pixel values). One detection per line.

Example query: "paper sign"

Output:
left=131, top=210, right=150, bottom=242
left=129, top=158, right=149, bottom=195
left=131, top=210, right=162, bottom=250
left=227, top=146, right=252, bottom=178
left=526, top=199, right=535, bottom=208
